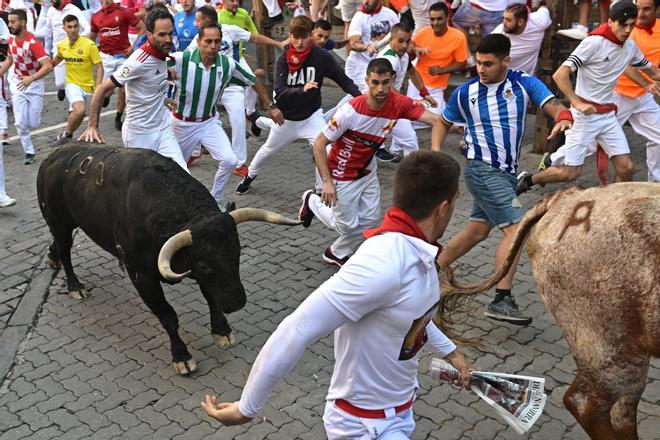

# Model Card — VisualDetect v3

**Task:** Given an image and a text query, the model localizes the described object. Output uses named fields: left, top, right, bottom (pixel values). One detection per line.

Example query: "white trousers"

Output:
left=308, top=169, right=380, bottom=259
left=0, top=72, right=10, bottom=132
left=261, top=0, right=282, bottom=16
left=0, top=143, right=6, bottom=198
left=122, top=123, right=188, bottom=172
left=171, top=116, right=238, bottom=202
left=54, top=56, right=65, bottom=89
left=10, top=80, right=44, bottom=155
left=248, top=109, right=325, bottom=178
left=406, top=83, right=445, bottom=129
left=221, top=84, right=248, bottom=166
left=550, top=92, right=659, bottom=181
left=323, top=401, right=415, bottom=440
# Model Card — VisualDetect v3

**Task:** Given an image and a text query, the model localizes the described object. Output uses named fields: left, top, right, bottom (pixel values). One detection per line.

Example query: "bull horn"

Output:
left=158, top=229, right=193, bottom=281
left=229, top=208, right=302, bottom=226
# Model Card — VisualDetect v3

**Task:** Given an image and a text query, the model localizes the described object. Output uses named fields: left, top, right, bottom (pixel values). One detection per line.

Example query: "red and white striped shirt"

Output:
left=8, top=32, right=48, bottom=81
left=324, top=91, right=425, bottom=181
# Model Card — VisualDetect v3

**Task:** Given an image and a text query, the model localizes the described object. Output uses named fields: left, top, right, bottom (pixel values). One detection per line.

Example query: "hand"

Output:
left=253, top=68, right=266, bottom=78
left=644, top=81, right=660, bottom=97
left=366, top=44, right=377, bottom=56
left=423, top=95, right=438, bottom=108
left=78, top=125, right=105, bottom=143
left=572, top=101, right=597, bottom=115
left=164, top=98, right=177, bottom=112
left=201, top=395, right=252, bottom=426
left=428, top=66, right=445, bottom=76
left=17, top=74, right=33, bottom=91
left=416, top=47, right=431, bottom=56
left=303, top=81, right=318, bottom=92
left=268, top=107, right=285, bottom=125
left=124, top=46, right=133, bottom=55
left=547, top=120, right=572, bottom=139
left=321, top=180, right=337, bottom=207
left=278, top=39, right=289, bottom=49
left=445, top=349, right=471, bottom=390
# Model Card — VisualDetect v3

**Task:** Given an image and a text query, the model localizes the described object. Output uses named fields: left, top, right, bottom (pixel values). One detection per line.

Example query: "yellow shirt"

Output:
left=56, top=36, right=101, bottom=93
left=614, top=19, right=660, bottom=98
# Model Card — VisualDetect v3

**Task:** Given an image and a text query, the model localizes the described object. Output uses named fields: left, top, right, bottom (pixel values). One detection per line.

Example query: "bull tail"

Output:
left=434, top=190, right=564, bottom=342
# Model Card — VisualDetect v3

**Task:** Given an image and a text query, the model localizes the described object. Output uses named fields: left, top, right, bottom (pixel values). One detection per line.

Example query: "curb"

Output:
left=0, top=255, right=58, bottom=383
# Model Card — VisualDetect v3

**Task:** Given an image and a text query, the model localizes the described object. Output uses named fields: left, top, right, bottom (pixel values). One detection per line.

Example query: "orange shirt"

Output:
left=614, top=19, right=660, bottom=98
left=413, top=26, right=468, bottom=88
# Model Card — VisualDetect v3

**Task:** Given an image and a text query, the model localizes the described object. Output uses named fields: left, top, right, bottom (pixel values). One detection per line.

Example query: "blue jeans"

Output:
left=452, top=1, right=504, bottom=36
left=464, top=160, right=524, bottom=228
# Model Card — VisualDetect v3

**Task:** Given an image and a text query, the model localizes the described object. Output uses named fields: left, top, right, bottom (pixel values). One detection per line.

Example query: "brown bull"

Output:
left=437, top=182, right=659, bottom=440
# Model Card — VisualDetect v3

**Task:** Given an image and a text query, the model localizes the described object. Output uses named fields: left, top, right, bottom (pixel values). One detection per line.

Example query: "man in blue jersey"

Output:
left=431, top=34, right=572, bottom=325
left=173, top=0, right=196, bottom=50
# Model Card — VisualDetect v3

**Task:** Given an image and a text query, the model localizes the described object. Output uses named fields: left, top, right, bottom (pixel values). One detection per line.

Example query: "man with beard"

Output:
left=78, top=8, right=187, bottom=170
left=492, top=3, right=551, bottom=75
left=0, top=9, right=52, bottom=165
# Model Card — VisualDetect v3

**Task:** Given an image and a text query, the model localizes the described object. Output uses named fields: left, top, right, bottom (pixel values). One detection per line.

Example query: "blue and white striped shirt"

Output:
left=442, top=70, right=554, bottom=173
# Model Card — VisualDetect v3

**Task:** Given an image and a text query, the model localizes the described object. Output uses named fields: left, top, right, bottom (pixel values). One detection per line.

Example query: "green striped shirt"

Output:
left=168, top=49, right=256, bottom=120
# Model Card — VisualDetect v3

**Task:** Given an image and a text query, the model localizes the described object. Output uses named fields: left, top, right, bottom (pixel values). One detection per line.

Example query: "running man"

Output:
left=0, top=9, right=53, bottom=165
left=432, top=34, right=572, bottom=325
left=52, top=14, right=103, bottom=140
left=78, top=7, right=187, bottom=170
left=299, top=58, right=443, bottom=266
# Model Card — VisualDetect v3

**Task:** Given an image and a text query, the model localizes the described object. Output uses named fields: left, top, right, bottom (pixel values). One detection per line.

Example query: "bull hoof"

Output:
left=172, top=358, right=197, bottom=375
left=213, top=333, right=235, bottom=348
left=67, top=289, right=88, bottom=300
left=45, top=253, right=61, bottom=269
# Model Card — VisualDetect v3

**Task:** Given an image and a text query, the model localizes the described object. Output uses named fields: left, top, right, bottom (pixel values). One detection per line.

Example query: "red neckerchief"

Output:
left=589, top=23, right=624, bottom=46
left=285, top=43, right=312, bottom=73
left=364, top=206, right=442, bottom=254
left=140, top=40, right=168, bottom=61
left=360, top=3, right=382, bottom=14
left=634, top=22, right=654, bottom=35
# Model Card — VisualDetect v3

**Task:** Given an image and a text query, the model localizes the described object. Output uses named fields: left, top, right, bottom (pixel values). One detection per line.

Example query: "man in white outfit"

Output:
left=79, top=8, right=187, bottom=170
left=0, top=14, right=11, bottom=145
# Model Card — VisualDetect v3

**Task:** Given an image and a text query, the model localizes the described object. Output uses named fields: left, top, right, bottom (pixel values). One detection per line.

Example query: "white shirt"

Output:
left=34, top=3, right=89, bottom=55
left=378, top=44, right=409, bottom=90
left=491, top=7, right=551, bottom=75
left=111, top=47, right=169, bottom=132
left=185, top=23, right=251, bottom=60
left=346, top=7, right=399, bottom=72
left=563, top=35, right=650, bottom=104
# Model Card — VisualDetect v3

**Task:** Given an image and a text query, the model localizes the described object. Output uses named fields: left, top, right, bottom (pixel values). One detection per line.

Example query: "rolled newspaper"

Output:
left=430, top=358, right=547, bottom=434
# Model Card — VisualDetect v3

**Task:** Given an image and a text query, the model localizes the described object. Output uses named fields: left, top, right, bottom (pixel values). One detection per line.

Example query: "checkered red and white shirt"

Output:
left=8, top=32, right=48, bottom=81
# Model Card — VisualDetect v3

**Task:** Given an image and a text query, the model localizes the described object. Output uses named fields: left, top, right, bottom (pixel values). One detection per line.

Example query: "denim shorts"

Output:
left=452, top=1, right=504, bottom=36
left=464, top=160, right=524, bottom=228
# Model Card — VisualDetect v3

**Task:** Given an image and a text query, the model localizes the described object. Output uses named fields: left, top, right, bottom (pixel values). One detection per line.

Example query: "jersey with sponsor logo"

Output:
left=324, top=91, right=425, bottom=181
left=56, top=35, right=101, bottom=92
left=91, top=4, right=138, bottom=54
left=110, top=43, right=169, bottom=132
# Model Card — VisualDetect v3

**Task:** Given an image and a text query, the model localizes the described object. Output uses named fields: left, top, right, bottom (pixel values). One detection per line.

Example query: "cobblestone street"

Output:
left=0, top=84, right=658, bottom=439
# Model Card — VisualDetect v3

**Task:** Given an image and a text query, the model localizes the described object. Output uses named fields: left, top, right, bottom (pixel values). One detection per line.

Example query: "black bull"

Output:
left=37, top=144, right=300, bottom=375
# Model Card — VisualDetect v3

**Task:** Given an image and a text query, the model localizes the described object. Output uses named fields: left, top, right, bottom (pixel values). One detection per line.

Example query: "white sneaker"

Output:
left=0, top=194, right=16, bottom=208
left=557, top=25, right=588, bottom=40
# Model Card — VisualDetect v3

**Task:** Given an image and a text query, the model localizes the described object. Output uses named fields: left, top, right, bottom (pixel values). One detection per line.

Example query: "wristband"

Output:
left=419, top=87, right=430, bottom=98
left=555, top=109, right=574, bottom=123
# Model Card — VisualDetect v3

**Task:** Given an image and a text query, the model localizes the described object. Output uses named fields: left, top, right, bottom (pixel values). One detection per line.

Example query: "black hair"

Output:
left=198, top=22, right=222, bottom=40
left=197, top=5, right=218, bottom=24
left=476, top=34, right=511, bottom=59
left=8, top=9, right=27, bottom=23
left=314, top=19, right=332, bottom=31
left=609, top=0, right=638, bottom=24
left=505, top=3, right=528, bottom=21
left=429, top=2, right=449, bottom=15
left=391, top=22, right=412, bottom=35
left=62, top=14, right=79, bottom=25
left=366, top=57, right=395, bottom=76
left=146, top=6, right=174, bottom=33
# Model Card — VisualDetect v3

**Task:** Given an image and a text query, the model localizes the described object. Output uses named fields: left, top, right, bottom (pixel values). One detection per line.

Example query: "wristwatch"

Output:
left=268, top=102, right=277, bottom=110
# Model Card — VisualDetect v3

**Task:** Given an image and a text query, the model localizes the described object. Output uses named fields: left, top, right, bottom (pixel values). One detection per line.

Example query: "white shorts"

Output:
left=562, top=110, right=629, bottom=166
left=122, top=124, right=188, bottom=171
left=64, top=83, right=92, bottom=112
left=339, top=0, right=361, bottom=22
left=323, top=400, right=415, bottom=439
left=100, top=52, right=127, bottom=80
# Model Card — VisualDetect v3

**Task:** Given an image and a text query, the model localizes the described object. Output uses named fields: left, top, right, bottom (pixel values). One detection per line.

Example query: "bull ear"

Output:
left=229, top=208, right=302, bottom=226
left=158, top=230, right=193, bottom=281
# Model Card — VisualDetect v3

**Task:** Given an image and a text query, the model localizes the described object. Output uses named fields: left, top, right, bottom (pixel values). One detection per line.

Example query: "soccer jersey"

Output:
left=491, top=7, right=551, bottom=75
left=174, top=10, right=197, bottom=51
left=412, top=26, right=468, bottom=89
left=8, top=32, right=48, bottom=82
left=110, top=41, right=169, bottom=132
left=378, top=44, right=408, bottom=90
left=443, top=70, right=554, bottom=173
left=168, top=48, right=256, bottom=120
left=563, top=33, right=650, bottom=104
left=217, top=7, right=257, bottom=58
left=345, top=7, right=399, bottom=72
left=56, top=35, right=101, bottom=92
left=91, top=3, right=138, bottom=54
left=615, top=19, right=660, bottom=99
left=324, top=91, right=425, bottom=181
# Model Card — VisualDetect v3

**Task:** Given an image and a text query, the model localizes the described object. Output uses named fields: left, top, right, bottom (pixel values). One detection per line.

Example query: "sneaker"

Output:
left=24, top=153, right=35, bottom=165
left=262, top=13, right=283, bottom=29
left=57, top=89, right=65, bottom=101
left=114, top=116, right=123, bottom=131
left=233, top=164, right=248, bottom=177
left=1, top=132, right=9, bottom=145
left=187, top=154, right=200, bottom=167
left=375, top=149, right=398, bottom=163
left=537, top=152, right=552, bottom=172
left=247, top=110, right=262, bottom=137
left=556, top=25, right=588, bottom=40
left=217, top=200, right=236, bottom=213
left=323, top=247, right=349, bottom=267
left=0, top=194, right=16, bottom=208
left=235, top=175, right=254, bottom=195
left=298, top=190, right=315, bottom=228
left=516, top=171, right=534, bottom=196
left=484, top=296, right=532, bottom=325
left=102, top=95, right=110, bottom=108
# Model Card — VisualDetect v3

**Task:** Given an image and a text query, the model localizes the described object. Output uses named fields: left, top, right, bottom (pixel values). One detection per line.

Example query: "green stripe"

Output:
left=202, top=57, right=218, bottom=118
left=220, top=55, right=231, bottom=91
left=233, top=61, right=256, bottom=86
left=383, top=48, right=397, bottom=57
left=189, top=61, right=204, bottom=118
left=177, top=51, right=190, bottom=115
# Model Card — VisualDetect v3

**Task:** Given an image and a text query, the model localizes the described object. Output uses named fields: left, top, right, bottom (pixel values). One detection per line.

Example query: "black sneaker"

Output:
left=57, top=89, right=65, bottom=101
left=484, top=296, right=532, bottom=325
left=262, top=13, right=283, bottom=29
left=102, top=95, right=110, bottom=108
left=298, top=190, right=315, bottom=228
left=516, top=171, right=534, bottom=196
left=247, top=110, right=262, bottom=137
left=375, top=149, right=399, bottom=163
left=322, top=246, right=349, bottom=267
left=114, top=116, right=123, bottom=131
left=537, top=152, right=552, bottom=172
left=235, top=175, right=254, bottom=195
left=24, top=153, right=35, bottom=165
